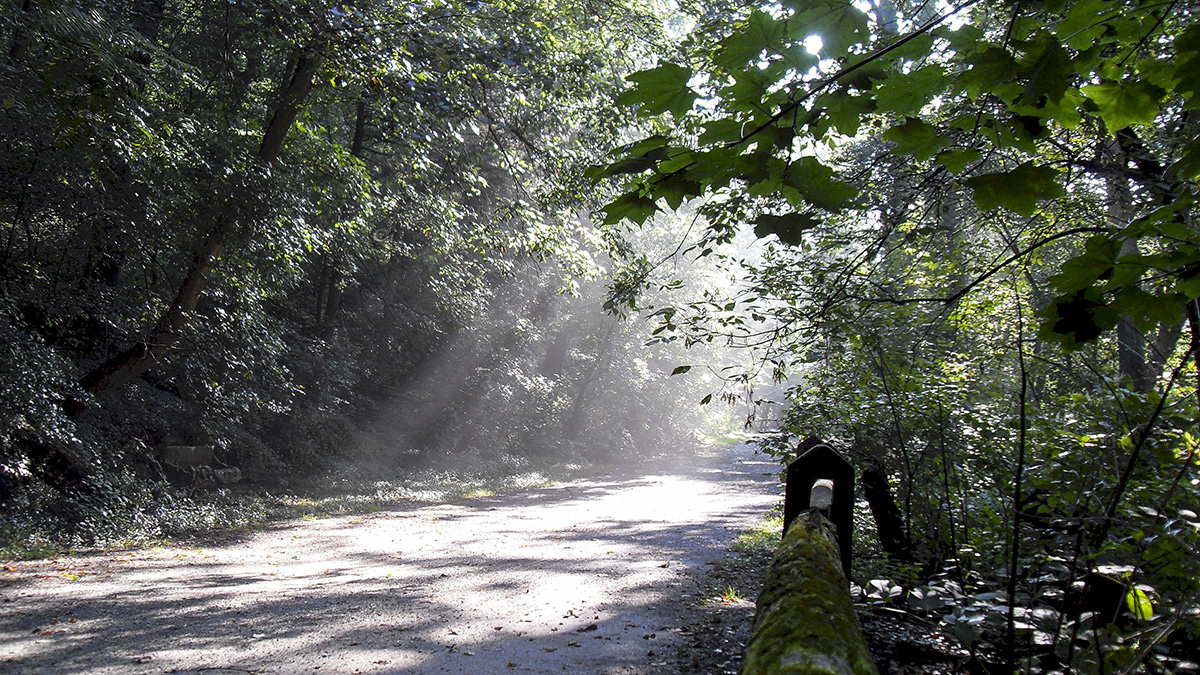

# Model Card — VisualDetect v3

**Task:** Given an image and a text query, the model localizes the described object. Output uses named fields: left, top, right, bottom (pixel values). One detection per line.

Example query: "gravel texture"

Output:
left=1, top=443, right=779, bottom=674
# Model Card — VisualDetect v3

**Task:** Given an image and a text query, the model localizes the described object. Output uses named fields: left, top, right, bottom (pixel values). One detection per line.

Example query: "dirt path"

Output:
left=1, top=444, right=779, bottom=674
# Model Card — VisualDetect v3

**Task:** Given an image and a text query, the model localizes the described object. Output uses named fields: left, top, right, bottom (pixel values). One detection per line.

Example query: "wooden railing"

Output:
left=742, top=439, right=879, bottom=675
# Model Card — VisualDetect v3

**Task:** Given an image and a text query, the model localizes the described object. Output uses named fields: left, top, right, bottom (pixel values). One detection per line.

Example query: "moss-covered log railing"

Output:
left=742, top=439, right=878, bottom=675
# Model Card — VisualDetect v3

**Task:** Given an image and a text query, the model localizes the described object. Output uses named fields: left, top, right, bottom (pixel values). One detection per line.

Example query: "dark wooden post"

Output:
left=784, top=437, right=854, bottom=578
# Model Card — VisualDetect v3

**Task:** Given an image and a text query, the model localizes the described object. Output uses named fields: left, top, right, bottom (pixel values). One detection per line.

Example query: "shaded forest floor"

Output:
left=678, top=518, right=966, bottom=675
left=2, top=440, right=721, bottom=560
left=4, top=440, right=971, bottom=674
left=1, top=442, right=777, bottom=674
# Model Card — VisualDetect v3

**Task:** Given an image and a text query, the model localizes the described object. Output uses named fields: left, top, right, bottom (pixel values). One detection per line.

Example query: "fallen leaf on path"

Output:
left=577, top=624, right=598, bottom=633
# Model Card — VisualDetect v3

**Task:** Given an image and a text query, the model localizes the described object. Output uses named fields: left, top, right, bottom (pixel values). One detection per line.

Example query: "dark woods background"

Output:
left=0, top=0, right=722, bottom=544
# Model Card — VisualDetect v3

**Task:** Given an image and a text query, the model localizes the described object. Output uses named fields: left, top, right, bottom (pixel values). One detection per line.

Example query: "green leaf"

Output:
left=1050, top=234, right=1119, bottom=295
left=602, top=192, right=657, bottom=225
left=715, top=11, right=786, bottom=68
left=671, top=365, right=692, bottom=376
left=1136, top=58, right=1180, bottom=91
left=1111, top=288, right=1186, bottom=332
left=1033, top=90, right=1085, bottom=129
left=1125, top=587, right=1153, bottom=621
left=872, top=66, right=947, bottom=118
left=698, top=119, right=747, bottom=145
left=615, top=63, right=697, bottom=118
left=935, top=149, right=982, bottom=174
left=1040, top=287, right=1118, bottom=347
left=589, top=136, right=672, bottom=179
left=889, top=32, right=935, bottom=63
left=699, top=393, right=713, bottom=405
left=782, top=157, right=859, bottom=211
left=942, top=24, right=988, bottom=57
left=724, top=66, right=779, bottom=112
left=1054, top=0, right=1112, bottom=50
left=818, top=90, right=875, bottom=138
left=965, top=162, right=1064, bottom=217
left=611, top=135, right=670, bottom=158
left=1170, top=134, right=1200, bottom=181
left=958, top=47, right=1019, bottom=100
left=1173, top=27, right=1200, bottom=104
left=1081, top=80, right=1161, bottom=131
left=1021, top=38, right=1073, bottom=105
left=754, top=212, right=819, bottom=245
left=656, top=174, right=704, bottom=210
left=792, top=0, right=869, bottom=54
left=882, top=118, right=951, bottom=161
left=1176, top=57, right=1200, bottom=108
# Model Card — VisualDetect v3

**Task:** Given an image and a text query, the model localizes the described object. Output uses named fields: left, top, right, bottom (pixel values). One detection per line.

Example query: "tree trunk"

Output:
left=540, top=329, right=570, bottom=377
left=563, top=319, right=616, bottom=439
left=6, top=0, right=35, bottom=65
left=317, top=98, right=366, bottom=342
left=1105, top=138, right=1150, bottom=392
left=79, top=48, right=323, bottom=400
left=320, top=266, right=342, bottom=342
left=861, top=464, right=916, bottom=562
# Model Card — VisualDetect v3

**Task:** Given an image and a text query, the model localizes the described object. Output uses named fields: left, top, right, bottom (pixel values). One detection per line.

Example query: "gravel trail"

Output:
left=0, top=443, right=778, bottom=675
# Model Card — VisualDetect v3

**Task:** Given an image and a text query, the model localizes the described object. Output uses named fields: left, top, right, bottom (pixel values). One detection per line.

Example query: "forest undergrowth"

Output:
left=0, top=438, right=708, bottom=561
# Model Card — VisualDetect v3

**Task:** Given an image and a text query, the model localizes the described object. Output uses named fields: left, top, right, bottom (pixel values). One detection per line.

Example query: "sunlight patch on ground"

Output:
left=0, top=444, right=778, bottom=674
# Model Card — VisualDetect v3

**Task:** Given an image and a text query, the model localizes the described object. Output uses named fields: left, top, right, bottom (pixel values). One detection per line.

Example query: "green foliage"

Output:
left=598, top=0, right=1200, bottom=346
left=592, top=0, right=1200, bottom=670
left=732, top=514, right=784, bottom=553
left=615, top=62, right=697, bottom=118
left=1, top=0, right=725, bottom=553
left=965, top=163, right=1064, bottom=218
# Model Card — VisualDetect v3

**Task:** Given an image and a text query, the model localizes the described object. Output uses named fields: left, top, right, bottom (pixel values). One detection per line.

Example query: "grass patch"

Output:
left=0, top=459, right=582, bottom=560
left=731, top=514, right=783, bottom=554
left=0, top=539, right=61, bottom=561
left=700, top=430, right=747, bottom=447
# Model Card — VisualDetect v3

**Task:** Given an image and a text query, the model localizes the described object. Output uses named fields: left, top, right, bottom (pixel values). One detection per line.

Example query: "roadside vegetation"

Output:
left=598, top=0, right=1200, bottom=671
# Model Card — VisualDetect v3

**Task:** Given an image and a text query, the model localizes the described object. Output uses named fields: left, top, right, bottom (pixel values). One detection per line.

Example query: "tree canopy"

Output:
left=602, top=0, right=1199, bottom=345
left=599, top=0, right=1200, bottom=671
left=0, top=0, right=743, bottom=549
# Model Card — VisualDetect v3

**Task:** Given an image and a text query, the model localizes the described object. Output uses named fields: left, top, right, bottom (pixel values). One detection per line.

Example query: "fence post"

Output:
left=783, top=438, right=854, bottom=579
